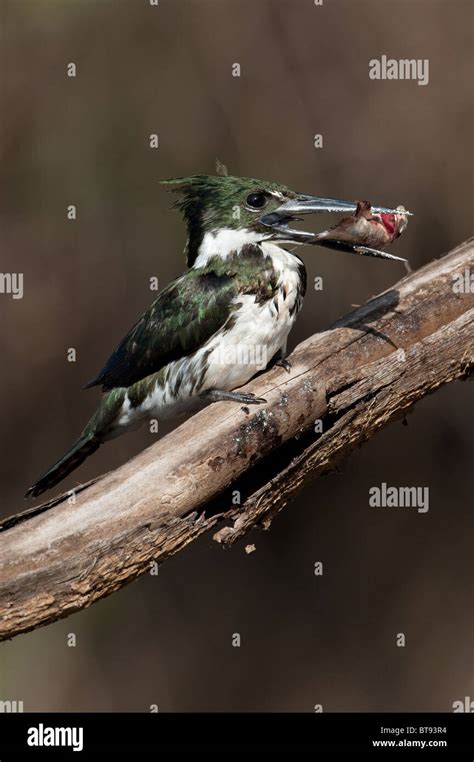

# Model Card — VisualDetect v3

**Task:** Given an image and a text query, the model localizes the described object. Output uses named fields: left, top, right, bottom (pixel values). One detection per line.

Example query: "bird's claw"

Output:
left=275, top=358, right=292, bottom=373
left=238, top=392, right=267, bottom=404
left=200, top=389, right=266, bottom=405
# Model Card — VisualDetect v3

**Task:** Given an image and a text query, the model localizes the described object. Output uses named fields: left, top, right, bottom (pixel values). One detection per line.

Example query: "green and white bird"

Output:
left=26, top=174, right=409, bottom=497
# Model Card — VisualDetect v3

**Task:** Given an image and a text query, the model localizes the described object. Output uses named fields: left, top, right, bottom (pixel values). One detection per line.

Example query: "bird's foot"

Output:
left=200, top=389, right=266, bottom=405
left=275, top=357, right=292, bottom=373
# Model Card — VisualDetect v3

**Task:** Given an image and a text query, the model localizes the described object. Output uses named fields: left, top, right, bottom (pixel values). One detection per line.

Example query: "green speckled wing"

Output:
left=84, top=268, right=240, bottom=391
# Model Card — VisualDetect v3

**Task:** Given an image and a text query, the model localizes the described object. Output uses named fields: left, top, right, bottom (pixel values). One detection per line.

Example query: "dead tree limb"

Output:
left=1, top=239, right=473, bottom=641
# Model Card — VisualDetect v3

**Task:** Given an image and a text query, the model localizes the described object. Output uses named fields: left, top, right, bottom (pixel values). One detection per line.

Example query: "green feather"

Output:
left=162, top=174, right=296, bottom=266
left=85, top=247, right=278, bottom=391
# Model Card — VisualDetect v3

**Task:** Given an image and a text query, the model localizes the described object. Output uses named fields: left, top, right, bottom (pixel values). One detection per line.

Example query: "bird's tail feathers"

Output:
left=25, top=387, right=127, bottom=498
left=25, top=432, right=101, bottom=498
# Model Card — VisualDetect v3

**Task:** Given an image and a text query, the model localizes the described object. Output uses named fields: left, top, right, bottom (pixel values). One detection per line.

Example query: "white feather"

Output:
left=112, top=242, right=304, bottom=431
left=193, top=228, right=271, bottom=267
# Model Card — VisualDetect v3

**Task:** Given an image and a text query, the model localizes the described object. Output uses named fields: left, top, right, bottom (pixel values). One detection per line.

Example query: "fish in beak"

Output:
left=260, top=194, right=412, bottom=262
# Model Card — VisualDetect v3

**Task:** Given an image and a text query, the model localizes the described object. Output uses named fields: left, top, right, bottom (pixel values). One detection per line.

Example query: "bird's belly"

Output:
left=200, top=292, right=297, bottom=391
left=115, top=290, right=301, bottom=427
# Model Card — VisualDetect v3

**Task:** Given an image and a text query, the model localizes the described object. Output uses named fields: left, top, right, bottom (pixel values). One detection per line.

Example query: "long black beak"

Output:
left=259, top=194, right=412, bottom=261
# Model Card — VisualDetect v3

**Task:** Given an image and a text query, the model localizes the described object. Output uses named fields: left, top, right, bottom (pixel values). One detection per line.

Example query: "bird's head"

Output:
left=162, top=175, right=410, bottom=266
left=162, top=174, right=296, bottom=265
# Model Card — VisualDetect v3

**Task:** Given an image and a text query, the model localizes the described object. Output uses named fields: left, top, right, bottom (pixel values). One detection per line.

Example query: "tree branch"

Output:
left=1, top=239, right=473, bottom=641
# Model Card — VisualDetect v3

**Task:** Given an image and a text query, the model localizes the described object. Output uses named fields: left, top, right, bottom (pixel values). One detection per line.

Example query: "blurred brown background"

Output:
left=1, top=0, right=473, bottom=711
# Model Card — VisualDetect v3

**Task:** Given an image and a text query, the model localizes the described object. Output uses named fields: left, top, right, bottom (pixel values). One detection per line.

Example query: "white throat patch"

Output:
left=193, top=228, right=271, bottom=267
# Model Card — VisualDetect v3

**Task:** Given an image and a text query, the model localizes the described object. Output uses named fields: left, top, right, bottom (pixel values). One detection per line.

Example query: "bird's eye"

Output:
left=245, top=192, right=267, bottom=210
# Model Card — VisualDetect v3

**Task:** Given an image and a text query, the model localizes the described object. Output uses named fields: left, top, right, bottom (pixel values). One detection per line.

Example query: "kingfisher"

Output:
left=26, top=175, right=409, bottom=497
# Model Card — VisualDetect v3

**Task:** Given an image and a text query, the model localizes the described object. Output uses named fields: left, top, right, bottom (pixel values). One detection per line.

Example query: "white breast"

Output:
left=115, top=242, right=305, bottom=426
left=202, top=242, right=304, bottom=391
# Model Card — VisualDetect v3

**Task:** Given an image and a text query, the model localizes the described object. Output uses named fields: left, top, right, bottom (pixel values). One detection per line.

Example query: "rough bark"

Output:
left=1, top=239, right=473, bottom=641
